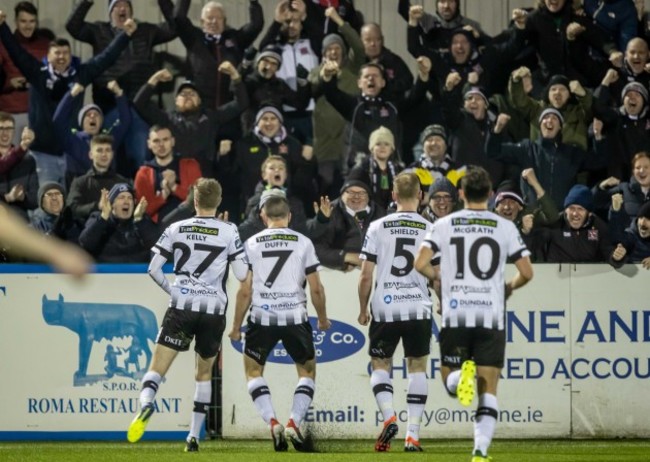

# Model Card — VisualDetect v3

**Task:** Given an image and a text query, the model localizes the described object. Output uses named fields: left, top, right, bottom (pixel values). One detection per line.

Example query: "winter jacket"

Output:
left=67, top=167, right=130, bottom=222
left=53, top=91, right=131, bottom=177
left=594, top=176, right=650, bottom=231
left=174, top=0, right=263, bottom=109
left=308, top=22, right=365, bottom=163
left=79, top=212, right=160, bottom=263
left=538, top=212, right=612, bottom=263
left=487, top=132, right=598, bottom=210
left=313, top=198, right=386, bottom=270
left=584, top=0, right=638, bottom=52
left=509, top=77, right=593, bottom=152
left=443, top=86, right=510, bottom=187
left=133, top=79, right=248, bottom=178
left=0, top=152, right=38, bottom=220
left=134, top=157, right=202, bottom=223
left=227, top=130, right=317, bottom=210
left=0, top=22, right=130, bottom=155
left=347, top=158, right=403, bottom=210
left=593, top=84, right=650, bottom=178
left=0, top=28, right=50, bottom=113
left=523, top=2, right=616, bottom=87
left=322, top=74, right=428, bottom=165
left=65, top=0, right=178, bottom=111
left=398, top=0, right=490, bottom=50
left=609, top=215, right=650, bottom=267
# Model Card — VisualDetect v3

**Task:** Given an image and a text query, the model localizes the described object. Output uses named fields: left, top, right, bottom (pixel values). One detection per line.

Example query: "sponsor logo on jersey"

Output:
left=255, top=234, right=298, bottom=243
left=451, top=217, right=497, bottom=228
left=229, top=317, right=365, bottom=363
left=179, top=225, right=219, bottom=235
left=383, top=282, right=418, bottom=289
left=384, top=295, right=392, bottom=304
left=260, top=291, right=300, bottom=300
left=450, top=298, right=458, bottom=309
left=180, top=287, right=219, bottom=296
left=383, top=220, right=426, bottom=230
left=451, top=285, right=491, bottom=294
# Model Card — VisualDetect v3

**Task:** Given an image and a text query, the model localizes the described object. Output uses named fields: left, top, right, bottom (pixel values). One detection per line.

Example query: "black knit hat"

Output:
left=420, top=124, right=447, bottom=143
left=563, top=185, right=593, bottom=212
left=340, top=180, right=371, bottom=196
left=108, top=183, right=133, bottom=204
left=38, top=182, right=64, bottom=207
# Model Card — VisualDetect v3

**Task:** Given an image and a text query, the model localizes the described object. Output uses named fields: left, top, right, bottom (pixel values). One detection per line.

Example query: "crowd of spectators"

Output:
left=0, top=0, right=648, bottom=268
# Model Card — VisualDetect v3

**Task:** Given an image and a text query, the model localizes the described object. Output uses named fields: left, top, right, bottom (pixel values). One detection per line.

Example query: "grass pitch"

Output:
left=1, top=439, right=649, bottom=462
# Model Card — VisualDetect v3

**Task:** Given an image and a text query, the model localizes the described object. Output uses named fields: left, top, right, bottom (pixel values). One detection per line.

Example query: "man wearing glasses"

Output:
left=314, top=179, right=386, bottom=271
left=421, top=177, right=458, bottom=224
left=0, top=111, right=36, bottom=221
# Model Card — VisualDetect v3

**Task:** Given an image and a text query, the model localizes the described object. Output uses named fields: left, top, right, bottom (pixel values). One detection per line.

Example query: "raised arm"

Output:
left=65, top=0, right=96, bottom=43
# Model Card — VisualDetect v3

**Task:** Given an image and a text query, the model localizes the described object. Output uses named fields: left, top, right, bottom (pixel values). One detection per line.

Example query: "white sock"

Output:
left=247, top=377, right=276, bottom=425
left=290, top=377, right=315, bottom=427
left=188, top=380, right=211, bottom=440
left=446, top=369, right=461, bottom=395
left=474, top=393, right=498, bottom=456
left=370, top=369, right=395, bottom=422
left=406, top=372, right=427, bottom=441
left=140, top=371, right=162, bottom=408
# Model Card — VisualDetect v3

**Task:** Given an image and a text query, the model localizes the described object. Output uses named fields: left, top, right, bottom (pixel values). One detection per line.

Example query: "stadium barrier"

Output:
left=0, top=264, right=648, bottom=440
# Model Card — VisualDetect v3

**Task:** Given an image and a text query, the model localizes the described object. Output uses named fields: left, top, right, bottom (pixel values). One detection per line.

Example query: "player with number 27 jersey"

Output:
left=245, top=228, right=321, bottom=326
left=361, top=212, right=434, bottom=322
left=423, top=209, right=530, bottom=330
left=152, top=216, right=246, bottom=315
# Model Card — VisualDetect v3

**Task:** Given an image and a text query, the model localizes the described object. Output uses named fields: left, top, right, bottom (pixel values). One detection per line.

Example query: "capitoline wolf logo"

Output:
left=42, top=294, right=158, bottom=386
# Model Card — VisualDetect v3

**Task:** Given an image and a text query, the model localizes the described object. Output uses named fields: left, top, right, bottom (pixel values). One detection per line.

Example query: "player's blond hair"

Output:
left=393, top=172, right=420, bottom=201
left=194, top=178, right=222, bottom=210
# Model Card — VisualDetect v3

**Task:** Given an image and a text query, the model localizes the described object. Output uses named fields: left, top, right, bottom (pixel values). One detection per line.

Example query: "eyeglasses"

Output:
left=0, top=126, right=15, bottom=132
left=44, top=191, right=63, bottom=198
left=431, top=195, right=453, bottom=202
left=345, top=190, right=368, bottom=198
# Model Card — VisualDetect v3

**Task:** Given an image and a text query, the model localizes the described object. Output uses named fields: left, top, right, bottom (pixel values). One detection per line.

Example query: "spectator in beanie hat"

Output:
left=410, top=124, right=464, bottom=185
left=241, top=45, right=311, bottom=133
left=509, top=67, right=592, bottom=151
left=347, top=126, right=403, bottom=210
left=592, top=71, right=650, bottom=179
left=487, top=108, right=599, bottom=211
left=30, top=182, right=83, bottom=243
left=79, top=182, right=159, bottom=263
left=535, top=184, right=612, bottom=263
left=421, top=176, right=458, bottom=224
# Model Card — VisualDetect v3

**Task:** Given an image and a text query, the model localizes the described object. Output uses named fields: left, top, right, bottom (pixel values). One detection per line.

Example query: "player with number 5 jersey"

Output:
left=358, top=172, right=434, bottom=453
